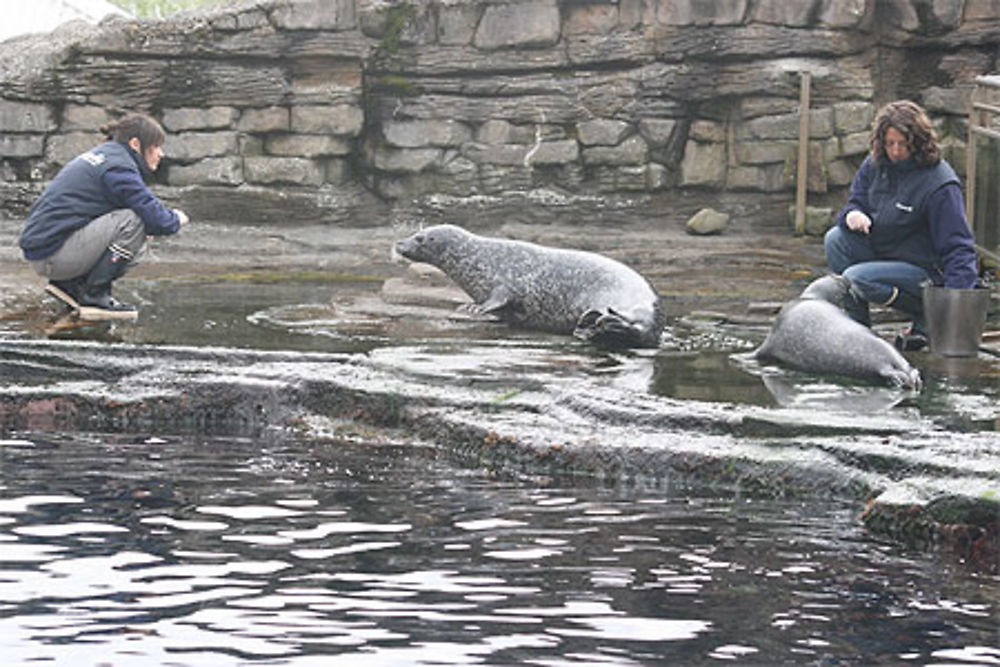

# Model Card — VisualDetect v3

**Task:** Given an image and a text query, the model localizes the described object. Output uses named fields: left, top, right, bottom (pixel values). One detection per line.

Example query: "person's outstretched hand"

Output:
left=845, top=210, right=871, bottom=234
left=175, top=209, right=190, bottom=226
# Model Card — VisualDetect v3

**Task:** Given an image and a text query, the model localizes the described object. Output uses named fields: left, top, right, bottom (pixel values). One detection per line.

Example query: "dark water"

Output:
left=1, top=432, right=998, bottom=666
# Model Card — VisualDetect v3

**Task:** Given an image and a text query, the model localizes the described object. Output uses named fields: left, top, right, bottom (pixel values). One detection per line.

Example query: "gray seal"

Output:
left=394, top=224, right=665, bottom=348
left=754, top=274, right=922, bottom=390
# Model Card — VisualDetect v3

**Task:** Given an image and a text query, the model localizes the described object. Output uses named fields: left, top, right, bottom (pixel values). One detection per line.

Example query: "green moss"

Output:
left=490, top=389, right=523, bottom=404
left=376, top=74, right=419, bottom=98
left=380, top=4, right=416, bottom=55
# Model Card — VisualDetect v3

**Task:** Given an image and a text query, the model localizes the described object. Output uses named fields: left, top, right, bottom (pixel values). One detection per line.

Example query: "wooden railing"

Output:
left=966, top=75, right=1000, bottom=266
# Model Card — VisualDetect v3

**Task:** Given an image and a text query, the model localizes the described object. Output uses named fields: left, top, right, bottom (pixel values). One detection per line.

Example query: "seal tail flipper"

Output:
left=574, top=308, right=653, bottom=349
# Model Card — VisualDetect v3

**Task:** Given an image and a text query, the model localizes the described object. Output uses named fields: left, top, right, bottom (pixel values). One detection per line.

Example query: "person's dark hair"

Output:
left=100, top=113, right=166, bottom=155
left=870, top=100, right=941, bottom=167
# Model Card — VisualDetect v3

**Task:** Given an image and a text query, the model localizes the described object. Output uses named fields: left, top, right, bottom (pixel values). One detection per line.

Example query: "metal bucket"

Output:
left=922, top=284, right=992, bottom=357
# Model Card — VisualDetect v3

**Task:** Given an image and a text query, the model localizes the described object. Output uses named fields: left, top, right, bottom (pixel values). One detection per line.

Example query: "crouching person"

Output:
left=19, top=113, right=189, bottom=320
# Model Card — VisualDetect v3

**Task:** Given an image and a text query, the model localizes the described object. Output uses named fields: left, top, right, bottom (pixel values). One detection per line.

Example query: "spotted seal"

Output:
left=394, top=224, right=665, bottom=348
left=754, top=274, right=922, bottom=390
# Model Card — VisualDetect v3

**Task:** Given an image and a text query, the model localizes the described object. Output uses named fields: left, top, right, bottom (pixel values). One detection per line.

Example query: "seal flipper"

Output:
left=469, top=285, right=514, bottom=316
left=880, top=366, right=923, bottom=391
left=574, top=308, right=651, bottom=349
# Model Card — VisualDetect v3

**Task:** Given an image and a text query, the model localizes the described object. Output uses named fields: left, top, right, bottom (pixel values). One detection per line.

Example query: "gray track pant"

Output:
left=29, top=209, right=146, bottom=281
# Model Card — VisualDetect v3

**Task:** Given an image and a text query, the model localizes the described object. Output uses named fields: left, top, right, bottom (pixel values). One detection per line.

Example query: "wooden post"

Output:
left=794, top=71, right=811, bottom=234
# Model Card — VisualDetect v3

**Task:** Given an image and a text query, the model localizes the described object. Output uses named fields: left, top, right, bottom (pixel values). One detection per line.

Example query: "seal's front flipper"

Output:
left=468, top=285, right=513, bottom=317
left=881, top=366, right=923, bottom=391
left=574, top=308, right=652, bottom=349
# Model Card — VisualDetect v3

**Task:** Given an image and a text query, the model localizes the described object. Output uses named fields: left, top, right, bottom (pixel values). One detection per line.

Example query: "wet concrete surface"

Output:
left=1, top=204, right=998, bottom=568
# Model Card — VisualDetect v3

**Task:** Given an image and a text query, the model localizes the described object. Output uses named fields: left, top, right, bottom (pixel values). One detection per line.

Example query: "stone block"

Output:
left=879, top=0, right=962, bottom=32
left=840, top=131, right=871, bottom=157
left=802, top=140, right=829, bottom=193
left=240, top=135, right=265, bottom=157
left=0, top=134, right=44, bottom=158
left=168, top=132, right=239, bottom=162
left=463, top=142, right=530, bottom=166
left=359, top=1, right=435, bottom=45
left=244, top=156, right=324, bottom=186
left=162, top=107, right=238, bottom=132
left=618, top=0, right=647, bottom=27
left=564, top=4, right=619, bottom=35
left=265, top=134, right=353, bottom=157
left=735, top=139, right=796, bottom=165
left=826, top=158, right=857, bottom=187
left=656, top=0, right=749, bottom=26
left=727, top=163, right=788, bottom=192
left=471, top=121, right=544, bottom=145
left=964, top=0, right=1000, bottom=21
left=750, top=0, right=821, bottom=26
left=373, top=146, right=442, bottom=172
left=833, top=101, right=875, bottom=135
left=638, top=118, right=678, bottom=147
left=46, top=133, right=98, bottom=166
left=383, top=119, right=473, bottom=148
left=582, top=135, right=648, bottom=165
left=62, top=106, right=114, bottom=132
left=167, top=157, right=243, bottom=187
left=438, top=2, right=482, bottom=45
left=689, top=120, right=726, bottom=142
left=291, top=105, right=364, bottom=136
left=681, top=140, right=727, bottom=187
left=577, top=119, right=631, bottom=146
left=526, top=139, right=579, bottom=165
left=818, top=0, right=871, bottom=27
left=0, top=102, right=55, bottom=133
left=239, top=107, right=290, bottom=133
left=325, top=158, right=350, bottom=184
left=740, top=109, right=833, bottom=141
left=272, top=0, right=356, bottom=30
left=477, top=119, right=514, bottom=144
left=474, top=1, right=561, bottom=50
left=646, top=163, right=672, bottom=190
left=922, top=87, right=971, bottom=116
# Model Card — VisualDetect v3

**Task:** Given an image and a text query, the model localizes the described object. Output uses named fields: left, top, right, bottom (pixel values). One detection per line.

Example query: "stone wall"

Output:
left=1, top=0, right=998, bottom=228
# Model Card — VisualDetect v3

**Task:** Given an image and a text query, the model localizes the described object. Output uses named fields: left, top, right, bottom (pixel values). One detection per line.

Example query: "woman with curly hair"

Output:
left=824, top=99, right=979, bottom=351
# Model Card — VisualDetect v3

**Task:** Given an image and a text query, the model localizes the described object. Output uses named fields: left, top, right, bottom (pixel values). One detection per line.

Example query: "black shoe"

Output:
left=45, top=278, right=84, bottom=309
left=77, top=249, right=138, bottom=320
left=894, top=328, right=928, bottom=352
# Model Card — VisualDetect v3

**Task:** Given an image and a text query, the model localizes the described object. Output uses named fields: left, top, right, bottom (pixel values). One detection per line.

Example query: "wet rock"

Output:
left=685, top=208, right=730, bottom=236
left=788, top=205, right=834, bottom=236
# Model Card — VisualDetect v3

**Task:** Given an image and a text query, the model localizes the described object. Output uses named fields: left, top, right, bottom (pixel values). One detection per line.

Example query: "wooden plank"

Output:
left=794, top=71, right=810, bottom=234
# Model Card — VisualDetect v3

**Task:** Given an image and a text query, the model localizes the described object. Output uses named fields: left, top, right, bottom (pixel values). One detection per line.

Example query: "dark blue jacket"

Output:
left=19, top=141, right=180, bottom=260
left=836, top=155, right=978, bottom=288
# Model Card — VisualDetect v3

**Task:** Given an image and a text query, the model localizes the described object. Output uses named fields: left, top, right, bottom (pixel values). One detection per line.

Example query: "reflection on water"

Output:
left=1, top=433, right=997, bottom=665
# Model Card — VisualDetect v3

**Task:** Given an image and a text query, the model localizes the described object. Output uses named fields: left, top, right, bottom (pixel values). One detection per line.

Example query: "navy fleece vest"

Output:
left=19, top=142, right=143, bottom=260
left=867, top=158, right=959, bottom=273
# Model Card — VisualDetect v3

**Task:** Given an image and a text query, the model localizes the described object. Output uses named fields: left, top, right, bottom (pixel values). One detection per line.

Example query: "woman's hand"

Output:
left=845, top=210, right=871, bottom=234
left=174, top=209, right=190, bottom=226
